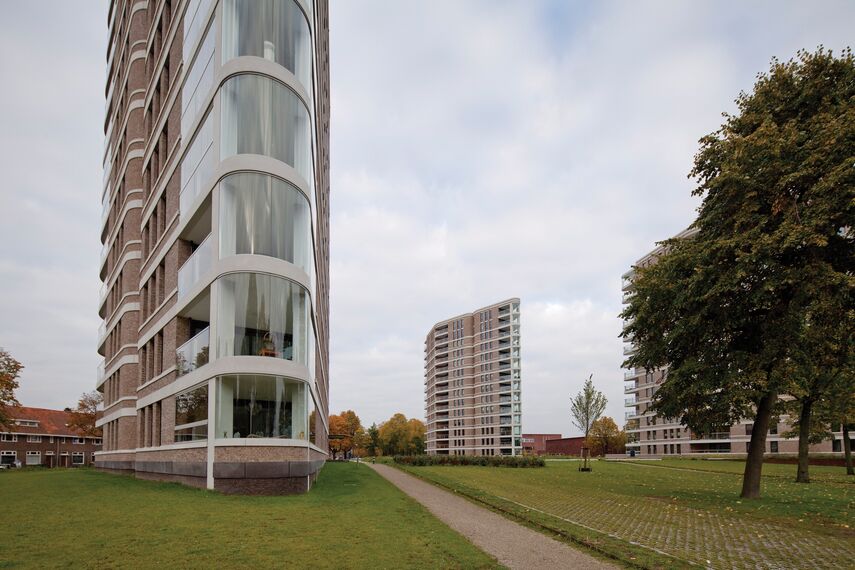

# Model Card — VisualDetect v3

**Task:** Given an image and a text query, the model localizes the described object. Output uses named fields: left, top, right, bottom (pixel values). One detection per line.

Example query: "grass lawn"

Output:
left=394, top=458, right=854, bottom=570
left=0, top=463, right=498, bottom=569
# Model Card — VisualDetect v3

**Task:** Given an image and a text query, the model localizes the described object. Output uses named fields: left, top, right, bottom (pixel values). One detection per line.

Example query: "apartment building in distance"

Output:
left=1, top=407, right=102, bottom=468
left=425, top=299, right=522, bottom=456
left=95, top=0, right=331, bottom=494
left=622, top=228, right=845, bottom=456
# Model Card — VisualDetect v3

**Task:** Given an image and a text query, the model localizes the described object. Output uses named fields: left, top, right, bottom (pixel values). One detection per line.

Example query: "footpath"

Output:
left=367, top=463, right=617, bottom=570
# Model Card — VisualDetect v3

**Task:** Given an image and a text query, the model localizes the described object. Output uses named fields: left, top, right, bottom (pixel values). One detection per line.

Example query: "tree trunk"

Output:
left=795, top=398, right=812, bottom=483
left=844, top=424, right=853, bottom=476
left=741, top=390, right=777, bottom=499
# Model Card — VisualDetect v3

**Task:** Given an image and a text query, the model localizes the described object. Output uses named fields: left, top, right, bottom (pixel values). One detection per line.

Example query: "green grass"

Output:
left=0, top=464, right=499, bottom=569
left=395, top=458, right=854, bottom=570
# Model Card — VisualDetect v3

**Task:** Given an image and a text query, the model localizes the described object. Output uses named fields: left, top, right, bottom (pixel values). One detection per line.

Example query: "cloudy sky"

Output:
left=0, top=1, right=852, bottom=434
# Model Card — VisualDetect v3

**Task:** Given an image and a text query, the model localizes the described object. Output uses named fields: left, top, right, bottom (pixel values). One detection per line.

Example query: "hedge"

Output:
left=393, top=455, right=545, bottom=467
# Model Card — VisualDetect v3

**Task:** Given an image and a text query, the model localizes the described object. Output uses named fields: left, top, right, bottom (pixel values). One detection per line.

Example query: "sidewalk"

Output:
left=367, top=463, right=617, bottom=569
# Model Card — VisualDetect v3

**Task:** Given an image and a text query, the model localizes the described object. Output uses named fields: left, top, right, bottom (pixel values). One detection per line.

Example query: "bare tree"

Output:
left=570, top=374, right=607, bottom=439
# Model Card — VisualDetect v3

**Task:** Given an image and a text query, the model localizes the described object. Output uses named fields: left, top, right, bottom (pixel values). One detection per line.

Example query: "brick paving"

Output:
left=417, top=463, right=854, bottom=570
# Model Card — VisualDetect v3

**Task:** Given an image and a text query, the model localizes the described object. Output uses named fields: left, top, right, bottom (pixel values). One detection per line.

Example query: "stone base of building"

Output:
left=95, top=459, right=325, bottom=495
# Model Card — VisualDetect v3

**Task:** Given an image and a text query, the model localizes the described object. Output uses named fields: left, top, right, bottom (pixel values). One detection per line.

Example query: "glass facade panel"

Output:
left=179, top=111, right=215, bottom=214
left=176, top=385, right=208, bottom=424
left=219, top=172, right=313, bottom=276
left=215, top=374, right=311, bottom=439
left=222, top=0, right=312, bottom=97
left=182, top=20, right=216, bottom=138
left=215, top=272, right=309, bottom=364
left=220, top=74, right=312, bottom=187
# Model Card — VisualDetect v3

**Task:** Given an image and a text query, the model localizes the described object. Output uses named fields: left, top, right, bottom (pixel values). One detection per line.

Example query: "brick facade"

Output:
left=0, top=407, right=101, bottom=468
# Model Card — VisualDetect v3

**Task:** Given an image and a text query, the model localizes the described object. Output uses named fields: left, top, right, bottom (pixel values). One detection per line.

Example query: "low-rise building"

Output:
left=521, top=433, right=562, bottom=455
left=0, top=407, right=102, bottom=468
left=544, top=436, right=586, bottom=456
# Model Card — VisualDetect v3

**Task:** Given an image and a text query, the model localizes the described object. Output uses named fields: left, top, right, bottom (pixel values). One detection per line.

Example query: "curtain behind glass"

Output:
left=220, top=75, right=312, bottom=187
left=222, top=0, right=312, bottom=97
left=216, top=375, right=309, bottom=438
left=215, top=273, right=309, bottom=363
left=219, top=172, right=312, bottom=276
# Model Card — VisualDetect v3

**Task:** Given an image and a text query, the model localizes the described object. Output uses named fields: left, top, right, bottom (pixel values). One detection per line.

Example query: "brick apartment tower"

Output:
left=425, top=299, right=522, bottom=456
left=96, top=0, right=330, bottom=494
left=622, top=229, right=845, bottom=457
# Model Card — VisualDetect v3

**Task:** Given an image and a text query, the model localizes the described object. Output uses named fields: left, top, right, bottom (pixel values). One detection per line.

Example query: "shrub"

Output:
left=393, top=455, right=545, bottom=468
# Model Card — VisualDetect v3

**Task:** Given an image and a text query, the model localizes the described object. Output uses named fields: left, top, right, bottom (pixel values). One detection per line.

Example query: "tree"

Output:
left=588, top=417, right=625, bottom=456
left=622, top=49, right=855, bottom=499
left=0, top=348, right=23, bottom=428
left=379, top=413, right=410, bottom=455
left=570, top=375, right=607, bottom=440
left=366, top=423, right=381, bottom=457
left=328, top=410, right=365, bottom=459
left=407, top=418, right=426, bottom=455
left=328, top=414, right=347, bottom=459
left=67, top=391, right=103, bottom=437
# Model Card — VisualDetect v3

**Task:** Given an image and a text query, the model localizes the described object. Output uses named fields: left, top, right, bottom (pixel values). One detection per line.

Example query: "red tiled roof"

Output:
left=2, top=406, right=93, bottom=438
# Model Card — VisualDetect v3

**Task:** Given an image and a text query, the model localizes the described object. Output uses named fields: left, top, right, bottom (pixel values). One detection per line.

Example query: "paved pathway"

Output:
left=367, top=463, right=617, bottom=569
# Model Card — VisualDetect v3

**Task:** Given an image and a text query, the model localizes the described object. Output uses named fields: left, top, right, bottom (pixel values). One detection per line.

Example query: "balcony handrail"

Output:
left=177, top=233, right=213, bottom=300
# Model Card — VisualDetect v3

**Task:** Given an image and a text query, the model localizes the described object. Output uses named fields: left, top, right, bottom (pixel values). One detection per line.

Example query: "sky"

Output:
left=0, top=1, right=852, bottom=435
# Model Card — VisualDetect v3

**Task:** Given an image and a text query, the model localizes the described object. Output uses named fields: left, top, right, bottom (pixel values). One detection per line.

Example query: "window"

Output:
left=1, top=451, right=16, bottom=465
left=215, top=374, right=315, bottom=442
left=215, top=272, right=312, bottom=364
left=220, top=74, right=312, bottom=187
left=770, top=441, right=779, bottom=453
left=218, top=172, right=313, bottom=276
left=26, top=451, right=41, bottom=466
left=175, top=385, right=209, bottom=442
left=16, top=420, right=38, bottom=427
left=72, top=452, right=85, bottom=465
left=27, top=435, right=42, bottom=443
left=222, top=0, right=312, bottom=96
left=73, top=438, right=85, bottom=445
left=0, top=434, right=16, bottom=442
left=94, top=439, right=102, bottom=445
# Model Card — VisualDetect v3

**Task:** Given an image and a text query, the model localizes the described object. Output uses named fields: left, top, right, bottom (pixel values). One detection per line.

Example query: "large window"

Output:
left=215, top=273, right=310, bottom=364
left=222, top=0, right=312, bottom=95
left=219, top=172, right=313, bottom=276
left=220, top=74, right=312, bottom=187
left=215, top=374, right=313, bottom=440
left=175, top=385, right=209, bottom=442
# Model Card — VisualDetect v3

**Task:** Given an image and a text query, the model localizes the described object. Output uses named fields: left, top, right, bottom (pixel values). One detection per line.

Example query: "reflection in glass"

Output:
left=219, top=172, right=312, bottom=276
left=175, top=384, right=209, bottom=441
left=216, top=374, right=311, bottom=439
left=215, top=272, right=309, bottom=364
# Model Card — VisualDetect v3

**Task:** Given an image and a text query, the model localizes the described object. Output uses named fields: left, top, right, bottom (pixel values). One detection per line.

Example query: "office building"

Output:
left=96, top=0, right=330, bottom=494
left=425, top=299, right=522, bottom=456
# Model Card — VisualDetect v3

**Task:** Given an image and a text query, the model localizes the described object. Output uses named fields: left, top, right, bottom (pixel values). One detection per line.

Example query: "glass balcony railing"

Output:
left=98, top=321, right=106, bottom=341
left=625, top=398, right=636, bottom=406
left=96, top=362, right=105, bottom=383
left=176, top=326, right=210, bottom=376
left=177, top=234, right=212, bottom=300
